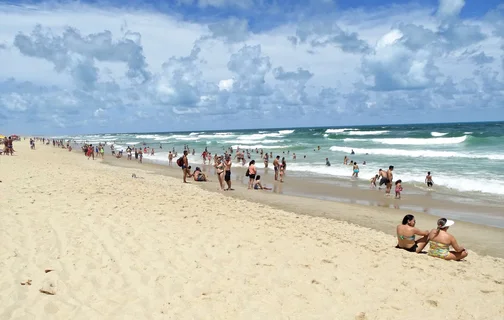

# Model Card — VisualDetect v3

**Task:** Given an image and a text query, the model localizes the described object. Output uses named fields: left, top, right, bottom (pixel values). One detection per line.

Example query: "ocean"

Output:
left=57, top=121, right=504, bottom=198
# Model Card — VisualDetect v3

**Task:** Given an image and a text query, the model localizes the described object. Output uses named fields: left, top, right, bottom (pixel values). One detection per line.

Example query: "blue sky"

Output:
left=0, top=0, right=503, bottom=134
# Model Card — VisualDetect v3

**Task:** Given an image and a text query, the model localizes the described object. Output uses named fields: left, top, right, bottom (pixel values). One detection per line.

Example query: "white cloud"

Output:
left=0, top=1, right=503, bottom=134
left=437, top=0, right=465, bottom=19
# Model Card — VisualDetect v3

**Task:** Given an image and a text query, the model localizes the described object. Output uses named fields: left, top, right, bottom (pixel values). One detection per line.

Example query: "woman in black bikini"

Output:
left=215, top=157, right=225, bottom=190
left=396, top=215, right=430, bottom=253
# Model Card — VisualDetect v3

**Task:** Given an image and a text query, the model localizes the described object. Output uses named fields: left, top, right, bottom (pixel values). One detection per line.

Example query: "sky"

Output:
left=0, top=0, right=503, bottom=134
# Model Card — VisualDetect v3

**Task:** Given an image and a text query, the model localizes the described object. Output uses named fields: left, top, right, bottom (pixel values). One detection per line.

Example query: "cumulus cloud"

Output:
left=0, top=1, right=503, bottom=133
left=437, top=0, right=465, bottom=19
left=13, top=25, right=151, bottom=88
left=227, top=45, right=272, bottom=96
left=204, top=18, right=250, bottom=43
left=289, top=21, right=371, bottom=54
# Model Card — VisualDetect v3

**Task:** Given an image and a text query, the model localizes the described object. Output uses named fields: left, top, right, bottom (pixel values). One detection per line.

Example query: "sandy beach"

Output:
left=1, top=141, right=503, bottom=319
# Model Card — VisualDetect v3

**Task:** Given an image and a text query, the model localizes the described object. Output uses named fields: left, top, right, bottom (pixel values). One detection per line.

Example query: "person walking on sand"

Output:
left=425, top=172, right=434, bottom=188
left=215, top=156, right=226, bottom=191
left=224, top=156, right=233, bottom=191
left=427, top=218, right=468, bottom=261
left=182, top=150, right=189, bottom=183
left=396, top=214, right=430, bottom=253
left=395, top=180, right=403, bottom=199
left=273, top=156, right=280, bottom=181
left=247, top=160, right=257, bottom=189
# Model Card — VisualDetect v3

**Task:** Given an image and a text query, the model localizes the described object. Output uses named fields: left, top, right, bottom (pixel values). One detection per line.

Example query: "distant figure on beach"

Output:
left=168, top=151, right=173, bottom=165
left=151, top=148, right=155, bottom=156
left=425, top=172, right=434, bottom=188
left=273, top=156, right=280, bottom=181
left=181, top=150, right=189, bottom=183
left=395, top=180, right=403, bottom=199
left=385, top=166, right=394, bottom=196
left=427, top=218, right=468, bottom=261
left=343, top=156, right=348, bottom=165
left=326, top=158, right=331, bottom=166
left=351, top=149, right=355, bottom=155
left=247, top=160, right=257, bottom=189
left=370, top=174, right=379, bottom=188
left=254, top=175, right=272, bottom=190
left=263, top=153, right=269, bottom=168
left=396, top=214, right=429, bottom=253
left=352, top=163, right=359, bottom=177
left=224, top=156, right=233, bottom=191
left=215, top=156, right=226, bottom=190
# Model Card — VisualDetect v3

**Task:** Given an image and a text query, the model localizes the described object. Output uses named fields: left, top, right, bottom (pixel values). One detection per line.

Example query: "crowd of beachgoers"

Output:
left=18, top=137, right=468, bottom=262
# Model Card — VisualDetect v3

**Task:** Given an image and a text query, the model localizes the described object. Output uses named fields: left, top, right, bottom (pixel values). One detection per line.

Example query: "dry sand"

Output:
left=0, top=142, right=503, bottom=319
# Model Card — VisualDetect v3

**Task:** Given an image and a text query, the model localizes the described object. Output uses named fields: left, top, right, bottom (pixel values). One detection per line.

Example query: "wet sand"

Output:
left=102, top=150, right=504, bottom=258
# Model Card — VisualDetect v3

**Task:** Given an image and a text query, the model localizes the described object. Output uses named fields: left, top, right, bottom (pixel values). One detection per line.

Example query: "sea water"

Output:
left=58, top=121, right=504, bottom=198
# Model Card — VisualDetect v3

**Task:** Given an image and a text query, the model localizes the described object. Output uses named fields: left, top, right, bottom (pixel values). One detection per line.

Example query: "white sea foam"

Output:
left=323, top=134, right=329, bottom=137
left=231, top=144, right=290, bottom=149
left=198, top=134, right=236, bottom=139
left=174, top=136, right=200, bottom=141
left=373, top=135, right=467, bottom=145
left=135, top=134, right=158, bottom=139
left=285, top=162, right=504, bottom=195
left=431, top=132, right=448, bottom=137
left=329, top=146, right=504, bottom=160
left=279, top=130, right=295, bottom=134
left=224, top=139, right=284, bottom=144
left=325, top=128, right=357, bottom=133
left=347, top=130, right=389, bottom=135
left=237, top=133, right=283, bottom=140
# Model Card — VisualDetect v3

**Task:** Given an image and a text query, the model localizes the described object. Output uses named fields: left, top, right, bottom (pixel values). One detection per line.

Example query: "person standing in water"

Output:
left=425, top=172, right=434, bottom=188
left=385, top=165, right=394, bottom=196
left=352, top=162, right=359, bottom=177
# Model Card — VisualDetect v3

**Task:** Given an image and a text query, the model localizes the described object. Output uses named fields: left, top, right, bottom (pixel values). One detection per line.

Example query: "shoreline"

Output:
left=94, top=147, right=504, bottom=258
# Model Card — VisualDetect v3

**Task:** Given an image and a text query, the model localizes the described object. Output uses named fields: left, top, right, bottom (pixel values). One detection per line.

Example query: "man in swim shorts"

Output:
left=425, top=171, right=434, bottom=188
left=224, top=156, right=233, bottom=190
left=383, top=166, right=394, bottom=195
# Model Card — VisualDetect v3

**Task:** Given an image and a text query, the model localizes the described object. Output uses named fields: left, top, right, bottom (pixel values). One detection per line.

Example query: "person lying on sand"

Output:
left=396, top=214, right=429, bottom=253
left=427, top=218, right=468, bottom=261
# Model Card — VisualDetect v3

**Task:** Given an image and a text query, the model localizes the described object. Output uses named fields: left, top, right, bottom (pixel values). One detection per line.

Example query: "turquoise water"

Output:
left=59, top=121, right=504, bottom=196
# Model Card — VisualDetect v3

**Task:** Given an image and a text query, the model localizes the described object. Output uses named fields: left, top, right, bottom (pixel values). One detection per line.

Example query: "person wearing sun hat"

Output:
left=427, top=218, right=468, bottom=261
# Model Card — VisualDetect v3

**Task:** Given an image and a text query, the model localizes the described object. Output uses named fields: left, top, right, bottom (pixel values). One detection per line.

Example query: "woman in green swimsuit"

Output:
left=396, top=214, right=430, bottom=253
left=427, top=218, right=468, bottom=261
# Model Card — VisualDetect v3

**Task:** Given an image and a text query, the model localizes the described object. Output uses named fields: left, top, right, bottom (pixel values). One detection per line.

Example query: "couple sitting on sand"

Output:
left=396, top=214, right=468, bottom=261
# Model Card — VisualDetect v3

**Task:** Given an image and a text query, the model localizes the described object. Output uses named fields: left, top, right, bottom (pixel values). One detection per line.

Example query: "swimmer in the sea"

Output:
left=326, top=158, right=331, bottom=166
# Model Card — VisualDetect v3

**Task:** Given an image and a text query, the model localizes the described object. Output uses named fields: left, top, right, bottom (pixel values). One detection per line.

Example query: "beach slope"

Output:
left=0, top=142, right=503, bottom=319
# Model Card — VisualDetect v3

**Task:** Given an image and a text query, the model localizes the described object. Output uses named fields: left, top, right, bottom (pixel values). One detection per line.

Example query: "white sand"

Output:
left=0, top=142, right=503, bottom=319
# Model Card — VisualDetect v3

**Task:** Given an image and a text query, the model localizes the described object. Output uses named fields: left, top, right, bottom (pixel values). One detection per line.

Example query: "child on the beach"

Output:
left=370, top=174, right=379, bottom=188
left=395, top=180, right=403, bottom=199
left=254, top=175, right=272, bottom=190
